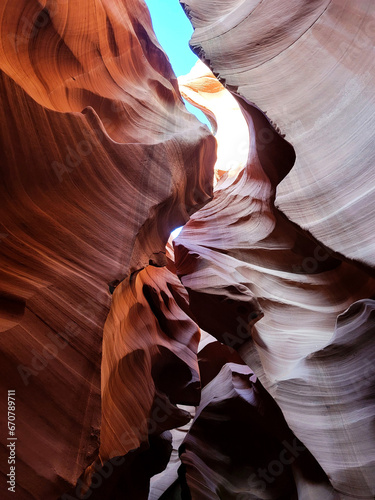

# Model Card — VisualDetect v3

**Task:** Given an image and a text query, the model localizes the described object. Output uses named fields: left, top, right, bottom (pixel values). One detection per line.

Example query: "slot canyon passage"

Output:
left=0, top=0, right=375, bottom=499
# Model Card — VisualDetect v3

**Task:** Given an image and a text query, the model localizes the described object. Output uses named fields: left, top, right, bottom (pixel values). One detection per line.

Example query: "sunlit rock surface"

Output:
left=181, top=0, right=375, bottom=269
left=0, top=0, right=215, bottom=498
left=77, top=266, right=201, bottom=499
left=100, top=266, right=200, bottom=460
left=179, top=60, right=250, bottom=181
left=174, top=3, right=375, bottom=498
left=174, top=91, right=375, bottom=497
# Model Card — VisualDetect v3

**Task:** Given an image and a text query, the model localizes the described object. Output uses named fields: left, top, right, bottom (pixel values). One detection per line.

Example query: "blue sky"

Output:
left=145, top=0, right=210, bottom=128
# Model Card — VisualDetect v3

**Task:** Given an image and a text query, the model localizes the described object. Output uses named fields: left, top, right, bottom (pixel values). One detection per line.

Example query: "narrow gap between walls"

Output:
left=144, top=0, right=211, bottom=129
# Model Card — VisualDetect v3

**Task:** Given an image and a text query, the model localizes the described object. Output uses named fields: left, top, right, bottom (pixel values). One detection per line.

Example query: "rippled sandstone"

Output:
left=174, top=4, right=375, bottom=498
left=182, top=0, right=375, bottom=269
left=0, top=1, right=215, bottom=498
left=0, top=0, right=374, bottom=499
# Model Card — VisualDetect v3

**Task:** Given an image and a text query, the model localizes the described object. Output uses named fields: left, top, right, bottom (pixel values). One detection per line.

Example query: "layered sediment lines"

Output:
left=76, top=266, right=201, bottom=499
left=0, top=1, right=215, bottom=498
left=1, top=0, right=374, bottom=498
left=174, top=62, right=375, bottom=498
left=181, top=0, right=375, bottom=268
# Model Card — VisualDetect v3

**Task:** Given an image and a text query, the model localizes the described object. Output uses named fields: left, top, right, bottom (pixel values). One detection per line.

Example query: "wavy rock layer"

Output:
left=182, top=0, right=375, bottom=269
left=99, top=266, right=200, bottom=462
left=174, top=65, right=375, bottom=498
left=0, top=1, right=215, bottom=498
left=1, top=0, right=374, bottom=499
left=71, top=266, right=201, bottom=499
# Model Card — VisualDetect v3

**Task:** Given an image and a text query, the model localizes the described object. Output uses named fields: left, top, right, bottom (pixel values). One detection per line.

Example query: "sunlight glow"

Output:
left=170, top=226, right=183, bottom=240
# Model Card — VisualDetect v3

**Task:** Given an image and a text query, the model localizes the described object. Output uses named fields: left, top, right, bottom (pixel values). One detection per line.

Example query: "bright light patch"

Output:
left=179, top=61, right=250, bottom=181
left=170, top=226, right=183, bottom=240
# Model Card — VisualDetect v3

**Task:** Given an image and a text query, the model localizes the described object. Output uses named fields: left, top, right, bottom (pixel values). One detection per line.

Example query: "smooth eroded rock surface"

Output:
left=0, top=1, right=215, bottom=498
left=1, top=1, right=374, bottom=499
left=174, top=62, right=375, bottom=498
left=181, top=0, right=375, bottom=268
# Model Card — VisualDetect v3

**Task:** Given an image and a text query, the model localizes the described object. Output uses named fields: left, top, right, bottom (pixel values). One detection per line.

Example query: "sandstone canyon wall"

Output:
left=0, top=0, right=214, bottom=498
left=0, top=0, right=374, bottom=499
left=182, top=0, right=375, bottom=268
left=175, top=2, right=375, bottom=498
left=175, top=62, right=375, bottom=499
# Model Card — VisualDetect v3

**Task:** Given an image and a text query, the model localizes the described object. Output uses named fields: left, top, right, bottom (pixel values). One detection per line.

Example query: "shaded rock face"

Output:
left=0, top=1, right=374, bottom=500
left=0, top=1, right=214, bottom=498
left=180, top=342, right=334, bottom=500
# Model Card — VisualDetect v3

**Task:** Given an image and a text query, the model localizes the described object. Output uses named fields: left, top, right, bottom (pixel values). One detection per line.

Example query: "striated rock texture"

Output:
left=0, top=0, right=215, bottom=498
left=99, top=266, right=200, bottom=464
left=182, top=0, right=375, bottom=269
left=174, top=29, right=375, bottom=500
left=1, top=0, right=375, bottom=499
left=66, top=265, right=201, bottom=500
